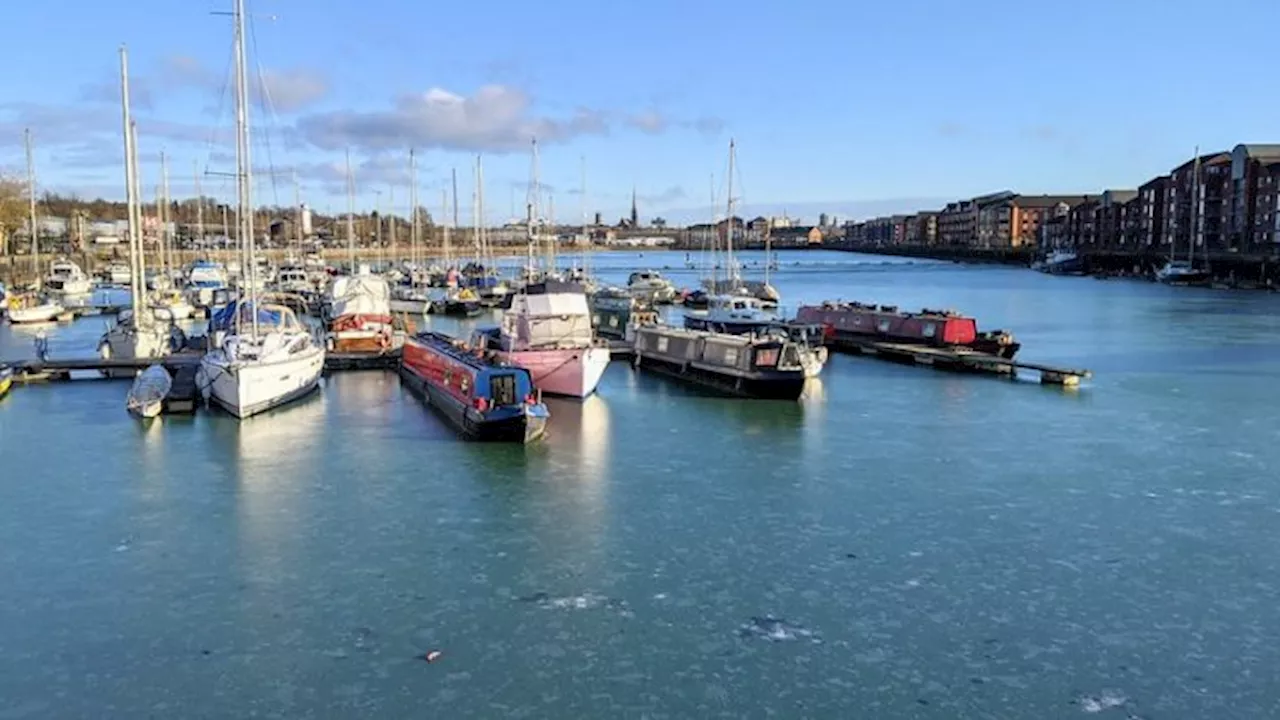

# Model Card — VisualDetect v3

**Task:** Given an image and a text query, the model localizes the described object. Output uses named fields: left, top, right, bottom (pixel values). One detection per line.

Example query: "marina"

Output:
left=5, top=248, right=1280, bottom=717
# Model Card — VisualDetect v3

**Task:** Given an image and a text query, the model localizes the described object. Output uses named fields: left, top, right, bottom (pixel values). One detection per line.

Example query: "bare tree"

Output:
left=0, top=173, right=28, bottom=257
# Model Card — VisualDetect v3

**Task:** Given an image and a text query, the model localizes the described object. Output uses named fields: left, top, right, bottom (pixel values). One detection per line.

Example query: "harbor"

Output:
left=5, top=250, right=1280, bottom=717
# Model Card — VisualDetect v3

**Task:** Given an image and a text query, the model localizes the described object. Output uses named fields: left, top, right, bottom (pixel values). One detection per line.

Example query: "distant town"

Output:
left=4, top=143, right=1280, bottom=273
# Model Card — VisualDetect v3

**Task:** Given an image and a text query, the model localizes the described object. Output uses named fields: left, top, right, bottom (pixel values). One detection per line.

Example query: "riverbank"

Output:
left=827, top=242, right=1280, bottom=287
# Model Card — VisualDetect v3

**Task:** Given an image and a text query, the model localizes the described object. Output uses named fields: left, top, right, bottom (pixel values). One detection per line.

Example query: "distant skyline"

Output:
left=2, top=0, right=1278, bottom=224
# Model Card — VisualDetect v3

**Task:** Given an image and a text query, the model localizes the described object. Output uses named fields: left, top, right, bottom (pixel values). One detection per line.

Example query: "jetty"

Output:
left=2, top=349, right=402, bottom=382
left=823, top=335, right=1091, bottom=386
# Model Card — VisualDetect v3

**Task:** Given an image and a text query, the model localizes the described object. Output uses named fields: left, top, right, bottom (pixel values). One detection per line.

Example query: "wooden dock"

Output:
left=4, top=349, right=403, bottom=381
left=825, top=336, right=1092, bottom=386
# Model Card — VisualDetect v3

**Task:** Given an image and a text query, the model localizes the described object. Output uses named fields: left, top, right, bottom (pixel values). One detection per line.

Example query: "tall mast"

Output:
left=725, top=138, right=736, bottom=289
left=477, top=155, right=487, bottom=269
left=345, top=148, right=355, bottom=272
left=450, top=168, right=459, bottom=264
left=194, top=160, right=205, bottom=254
left=232, top=0, right=257, bottom=336
left=709, top=172, right=717, bottom=288
left=292, top=169, right=302, bottom=257
left=119, top=47, right=143, bottom=314
left=130, top=122, right=145, bottom=296
left=24, top=129, right=38, bottom=278
left=580, top=156, right=589, bottom=277
left=547, top=194, right=555, bottom=272
left=387, top=184, right=396, bottom=267
left=160, top=151, right=171, bottom=276
left=472, top=157, right=481, bottom=267
left=441, top=189, right=451, bottom=267
left=408, top=148, right=418, bottom=279
left=1190, top=145, right=1201, bottom=266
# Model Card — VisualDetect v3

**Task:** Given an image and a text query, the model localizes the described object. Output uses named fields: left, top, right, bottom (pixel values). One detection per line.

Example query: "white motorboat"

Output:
left=683, top=290, right=778, bottom=334
left=626, top=270, right=677, bottom=304
left=275, top=264, right=312, bottom=294
left=6, top=292, right=64, bottom=324
left=199, top=302, right=325, bottom=418
left=389, top=285, right=432, bottom=315
left=126, top=364, right=171, bottom=419
left=44, top=258, right=93, bottom=296
left=101, top=262, right=132, bottom=285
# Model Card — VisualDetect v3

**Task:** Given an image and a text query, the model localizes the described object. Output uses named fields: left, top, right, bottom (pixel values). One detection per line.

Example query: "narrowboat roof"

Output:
left=412, top=331, right=529, bottom=374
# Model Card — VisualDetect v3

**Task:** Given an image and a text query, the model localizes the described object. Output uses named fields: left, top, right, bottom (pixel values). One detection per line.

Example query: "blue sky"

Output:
left=2, top=0, right=1278, bottom=224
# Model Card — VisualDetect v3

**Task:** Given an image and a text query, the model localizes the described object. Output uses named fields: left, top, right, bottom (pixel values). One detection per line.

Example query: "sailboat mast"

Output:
left=130, top=122, right=146, bottom=297
left=24, top=129, right=38, bottom=279
left=580, top=156, right=589, bottom=277
left=708, top=172, right=717, bottom=289
left=345, top=148, right=355, bottom=272
left=528, top=138, right=539, bottom=276
left=194, top=160, right=205, bottom=253
left=232, top=0, right=257, bottom=337
left=160, top=151, right=171, bottom=276
left=478, top=155, right=487, bottom=269
left=725, top=139, right=736, bottom=289
left=1190, top=146, right=1201, bottom=266
left=473, top=157, right=482, bottom=267
left=450, top=168, right=459, bottom=264
left=292, top=169, right=302, bottom=256
left=441, top=189, right=450, bottom=267
left=119, top=46, right=143, bottom=314
left=387, top=184, right=395, bottom=267
left=408, top=148, right=418, bottom=277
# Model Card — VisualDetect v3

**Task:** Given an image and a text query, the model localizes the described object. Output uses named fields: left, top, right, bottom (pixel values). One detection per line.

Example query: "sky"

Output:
left=2, top=0, right=1278, bottom=225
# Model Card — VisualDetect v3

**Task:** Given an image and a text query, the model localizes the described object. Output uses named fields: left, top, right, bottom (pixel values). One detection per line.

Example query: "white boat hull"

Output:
left=8, top=303, right=64, bottom=324
left=49, top=278, right=94, bottom=297
left=101, top=322, right=172, bottom=378
left=389, top=298, right=431, bottom=315
left=153, top=302, right=195, bottom=321
left=200, top=344, right=325, bottom=419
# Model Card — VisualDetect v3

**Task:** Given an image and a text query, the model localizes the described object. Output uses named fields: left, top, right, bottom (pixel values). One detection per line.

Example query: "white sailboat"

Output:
left=1156, top=148, right=1211, bottom=286
left=389, top=149, right=433, bottom=315
left=9, top=129, right=65, bottom=324
left=198, top=0, right=325, bottom=419
left=149, top=153, right=196, bottom=320
left=99, top=46, right=175, bottom=376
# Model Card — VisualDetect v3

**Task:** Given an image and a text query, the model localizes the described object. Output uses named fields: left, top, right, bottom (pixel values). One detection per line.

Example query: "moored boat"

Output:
left=6, top=291, right=64, bottom=324
left=1155, top=260, right=1210, bottom=286
left=101, top=262, right=132, bottom=285
left=326, top=269, right=395, bottom=353
left=795, top=301, right=1021, bottom=359
left=626, top=270, right=677, bottom=304
left=400, top=331, right=549, bottom=442
left=631, top=325, right=810, bottom=400
left=683, top=291, right=778, bottom=334
left=198, top=302, right=326, bottom=418
left=471, top=280, right=611, bottom=398
left=44, top=258, right=94, bottom=297
left=126, top=364, right=172, bottom=419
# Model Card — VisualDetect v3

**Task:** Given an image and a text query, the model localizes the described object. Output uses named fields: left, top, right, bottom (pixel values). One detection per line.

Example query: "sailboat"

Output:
left=1156, top=149, right=1211, bottom=285
left=470, top=139, right=611, bottom=398
left=8, top=129, right=65, bottom=324
left=99, top=46, right=178, bottom=377
left=197, top=0, right=325, bottom=419
left=684, top=140, right=780, bottom=334
left=389, top=149, right=433, bottom=315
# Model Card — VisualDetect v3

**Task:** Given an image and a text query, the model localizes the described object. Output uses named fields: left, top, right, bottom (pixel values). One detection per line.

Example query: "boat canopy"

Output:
left=210, top=300, right=289, bottom=332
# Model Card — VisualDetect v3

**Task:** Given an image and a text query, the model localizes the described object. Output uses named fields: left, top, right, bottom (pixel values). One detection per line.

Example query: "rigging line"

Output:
left=203, top=29, right=237, bottom=178
left=248, top=12, right=282, bottom=208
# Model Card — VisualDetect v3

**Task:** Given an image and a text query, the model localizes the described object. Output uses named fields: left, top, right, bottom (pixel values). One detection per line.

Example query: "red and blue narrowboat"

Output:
left=795, top=302, right=1021, bottom=359
left=399, top=331, right=549, bottom=443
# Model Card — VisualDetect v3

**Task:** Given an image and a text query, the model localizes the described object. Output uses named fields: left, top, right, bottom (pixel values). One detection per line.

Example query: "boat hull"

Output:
left=0, top=367, right=12, bottom=399
left=399, top=363, right=546, bottom=442
left=634, top=353, right=807, bottom=400
left=494, top=346, right=611, bottom=398
left=7, top=304, right=63, bottom=324
left=389, top=298, right=431, bottom=315
left=153, top=302, right=195, bottom=321
left=101, top=322, right=174, bottom=378
left=200, top=346, right=325, bottom=419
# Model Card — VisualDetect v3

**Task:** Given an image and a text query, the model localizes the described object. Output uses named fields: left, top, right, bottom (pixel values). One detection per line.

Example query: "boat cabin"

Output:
left=404, top=332, right=539, bottom=412
left=796, top=302, right=980, bottom=346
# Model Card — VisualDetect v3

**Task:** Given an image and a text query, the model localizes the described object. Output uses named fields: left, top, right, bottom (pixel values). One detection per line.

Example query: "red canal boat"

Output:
left=795, top=302, right=1021, bottom=359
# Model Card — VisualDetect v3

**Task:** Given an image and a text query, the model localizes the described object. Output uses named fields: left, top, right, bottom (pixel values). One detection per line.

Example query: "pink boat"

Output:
left=472, top=280, right=611, bottom=398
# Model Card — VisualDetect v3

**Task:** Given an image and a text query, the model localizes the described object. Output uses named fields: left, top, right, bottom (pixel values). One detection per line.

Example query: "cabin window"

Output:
left=444, top=369, right=453, bottom=386
left=922, top=323, right=937, bottom=338
left=755, top=348, right=778, bottom=367
left=609, top=316, right=619, bottom=328
left=877, top=320, right=891, bottom=333
left=491, top=374, right=517, bottom=406
left=657, top=337, right=669, bottom=352
left=725, top=348, right=739, bottom=364
left=460, top=377, right=470, bottom=394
